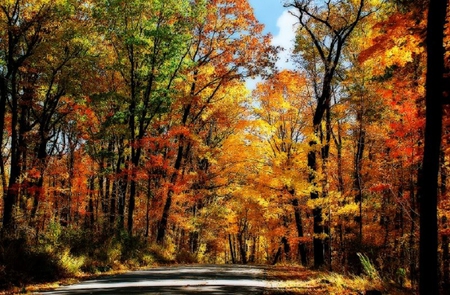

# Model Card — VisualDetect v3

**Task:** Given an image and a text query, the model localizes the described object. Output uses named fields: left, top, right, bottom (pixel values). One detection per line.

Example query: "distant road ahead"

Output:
left=40, top=264, right=281, bottom=294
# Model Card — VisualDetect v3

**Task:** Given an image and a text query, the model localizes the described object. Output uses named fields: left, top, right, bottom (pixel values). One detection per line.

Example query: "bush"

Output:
left=175, top=250, right=198, bottom=264
left=0, top=227, right=165, bottom=290
left=0, top=238, right=65, bottom=288
left=357, top=252, right=381, bottom=281
left=59, top=249, right=85, bottom=275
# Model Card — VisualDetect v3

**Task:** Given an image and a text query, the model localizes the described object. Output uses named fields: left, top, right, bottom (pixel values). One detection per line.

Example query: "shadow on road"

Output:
left=40, top=265, right=273, bottom=294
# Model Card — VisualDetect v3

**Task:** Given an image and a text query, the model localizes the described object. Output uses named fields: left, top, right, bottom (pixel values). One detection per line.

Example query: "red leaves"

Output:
left=369, top=183, right=391, bottom=193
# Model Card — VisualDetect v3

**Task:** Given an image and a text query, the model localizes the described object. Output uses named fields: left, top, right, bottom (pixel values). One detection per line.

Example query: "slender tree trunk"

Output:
left=86, top=176, right=95, bottom=228
left=441, top=150, right=449, bottom=291
left=409, top=176, right=418, bottom=287
left=272, top=245, right=282, bottom=265
left=117, top=157, right=129, bottom=230
left=419, top=0, right=447, bottom=293
left=0, top=77, right=7, bottom=195
left=229, top=234, right=236, bottom=264
left=238, top=223, right=248, bottom=264
left=127, top=147, right=142, bottom=234
left=157, top=103, right=191, bottom=243
left=3, top=75, right=20, bottom=232
left=442, top=214, right=449, bottom=292
left=354, top=125, right=365, bottom=243
left=110, top=140, right=123, bottom=227
left=30, top=130, right=50, bottom=220
left=292, top=198, right=308, bottom=266
left=145, top=177, right=152, bottom=238
left=157, top=180, right=175, bottom=243
left=249, top=236, right=257, bottom=263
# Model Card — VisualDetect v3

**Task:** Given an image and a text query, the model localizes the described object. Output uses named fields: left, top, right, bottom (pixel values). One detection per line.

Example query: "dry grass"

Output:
left=265, top=265, right=413, bottom=295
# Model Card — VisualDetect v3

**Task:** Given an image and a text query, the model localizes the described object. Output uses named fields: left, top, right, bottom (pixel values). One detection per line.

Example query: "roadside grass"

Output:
left=264, top=265, right=413, bottom=295
left=0, top=224, right=180, bottom=294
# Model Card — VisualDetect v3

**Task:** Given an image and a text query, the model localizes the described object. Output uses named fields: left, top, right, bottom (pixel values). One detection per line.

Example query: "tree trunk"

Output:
left=292, top=198, right=308, bottom=266
left=238, top=232, right=247, bottom=264
left=419, top=0, right=447, bottom=293
left=0, top=77, right=7, bottom=195
left=3, top=75, right=20, bottom=232
left=441, top=150, right=449, bottom=292
left=354, top=124, right=365, bottom=243
left=157, top=104, right=191, bottom=243
left=229, top=234, right=236, bottom=264
left=117, top=155, right=129, bottom=230
left=110, top=140, right=124, bottom=227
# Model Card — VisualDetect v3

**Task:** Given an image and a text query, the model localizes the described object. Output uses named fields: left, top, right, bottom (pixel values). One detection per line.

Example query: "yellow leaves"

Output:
left=358, top=11, right=425, bottom=72
left=335, top=203, right=359, bottom=217
left=382, top=35, right=424, bottom=67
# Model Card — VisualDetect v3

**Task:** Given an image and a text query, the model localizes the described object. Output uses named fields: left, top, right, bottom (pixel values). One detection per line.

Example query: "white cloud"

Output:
left=245, top=9, right=298, bottom=91
left=272, top=9, right=298, bottom=71
left=245, top=76, right=263, bottom=91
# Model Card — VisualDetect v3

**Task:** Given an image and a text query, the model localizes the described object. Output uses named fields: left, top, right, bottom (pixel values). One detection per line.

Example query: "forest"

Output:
left=0, top=0, right=449, bottom=294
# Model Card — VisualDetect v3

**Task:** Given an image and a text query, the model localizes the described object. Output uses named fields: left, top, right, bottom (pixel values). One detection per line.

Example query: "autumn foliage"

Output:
left=0, top=0, right=449, bottom=294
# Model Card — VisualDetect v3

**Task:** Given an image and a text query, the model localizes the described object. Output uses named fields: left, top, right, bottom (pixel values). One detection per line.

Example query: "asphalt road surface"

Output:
left=40, top=265, right=280, bottom=294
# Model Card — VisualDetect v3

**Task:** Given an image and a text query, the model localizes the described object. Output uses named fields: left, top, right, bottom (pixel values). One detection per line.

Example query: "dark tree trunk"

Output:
left=145, top=177, right=152, bottom=238
left=282, top=236, right=290, bottom=261
left=287, top=0, right=365, bottom=268
left=292, top=198, right=308, bottom=266
left=157, top=104, right=191, bottom=244
left=86, top=176, right=95, bottom=228
left=238, top=232, right=247, bottom=264
left=117, top=155, right=129, bottom=230
left=419, top=0, right=447, bottom=294
left=110, top=140, right=124, bottom=227
left=441, top=150, right=450, bottom=292
left=157, top=191, right=172, bottom=243
left=229, top=234, right=236, bottom=264
left=249, top=236, right=257, bottom=263
left=3, top=75, right=20, bottom=232
left=127, top=147, right=142, bottom=235
left=272, top=246, right=282, bottom=265
left=0, top=77, right=7, bottom=196
left=354, top=124, right=366, bottom=242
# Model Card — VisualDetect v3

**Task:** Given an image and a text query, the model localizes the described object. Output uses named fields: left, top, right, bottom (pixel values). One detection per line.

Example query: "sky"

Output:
left=246, top=0, right=299, bottom=89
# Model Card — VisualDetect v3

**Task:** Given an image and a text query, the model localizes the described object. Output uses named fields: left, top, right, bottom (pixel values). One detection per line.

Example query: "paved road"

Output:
left=40, top=265, right=280, bottom=294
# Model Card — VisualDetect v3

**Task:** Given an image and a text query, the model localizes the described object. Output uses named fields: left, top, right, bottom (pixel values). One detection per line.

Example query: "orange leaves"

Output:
left=167, top=125, right=191, bottom=138
left=369, top=183, right=391, bottom=193
left=358, top=12, right=425, bottom=71
left=197, top=0, right=276, bottom=79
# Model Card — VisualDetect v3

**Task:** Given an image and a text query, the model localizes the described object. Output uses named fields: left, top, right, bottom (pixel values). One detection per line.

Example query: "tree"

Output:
left=155, top=0, right=276, bottom=244
left=419, top=0, right=448, bottom=293
left=0, top=0, right=89, bottom=232
left=94, top=0, right=197, bottom=234
left=252, top=70, right=312, bottom=265
left=285, top=0, right=367, bottom=268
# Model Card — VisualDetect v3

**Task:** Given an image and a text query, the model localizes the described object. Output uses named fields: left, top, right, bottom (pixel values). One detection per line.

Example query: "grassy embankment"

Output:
left=264, top=263, right=413, bottom=295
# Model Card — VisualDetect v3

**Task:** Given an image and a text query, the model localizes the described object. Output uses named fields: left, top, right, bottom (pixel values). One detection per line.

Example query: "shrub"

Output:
left=59, top=249, right=85, bottom=276
left=175, top=250, right=198, bottom=264
left=357, top=252, right=381, bottom=281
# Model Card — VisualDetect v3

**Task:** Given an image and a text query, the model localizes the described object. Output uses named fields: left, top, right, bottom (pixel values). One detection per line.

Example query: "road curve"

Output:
left=40, top=264, right=280, bottom=294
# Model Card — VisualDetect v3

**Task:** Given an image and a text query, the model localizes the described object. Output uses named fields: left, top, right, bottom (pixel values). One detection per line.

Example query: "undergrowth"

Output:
left=0, top=222, right=177, bottom=290
left=266, top=254, right=412, bottom=295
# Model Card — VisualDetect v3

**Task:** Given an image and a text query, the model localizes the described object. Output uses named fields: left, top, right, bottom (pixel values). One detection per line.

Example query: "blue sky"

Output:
left=248, top=0, right=286, bottom=35
left=246, top=0, right=299, bottom=89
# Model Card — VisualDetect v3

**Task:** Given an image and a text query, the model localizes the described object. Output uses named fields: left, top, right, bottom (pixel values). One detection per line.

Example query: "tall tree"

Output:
left=156, top=0, right=276, bottom=243
left=0, top=0, right=66, bottom=231
left=285, top=0, right=367, bottom=268
left=419, top=0, right=448, bottom=293
left=252, top=70, right=311, bottom=265
left=94, top=0, right=196, bottom=234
